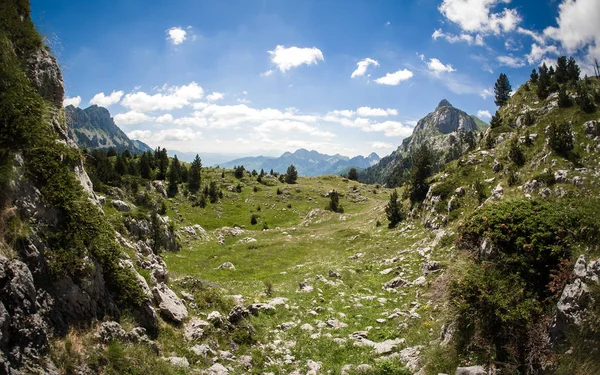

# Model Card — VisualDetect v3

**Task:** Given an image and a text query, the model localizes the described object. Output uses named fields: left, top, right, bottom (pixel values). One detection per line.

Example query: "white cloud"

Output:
left=371, top=141, right=393, bottom=149
left=439, top=0, right=521, bottom=35
left=63, top=96, right=81, bottom=107
left=516, top=27, right=545, bottom=44
left=432, top=29, right=485, bottom=46
left=525, top=43, right=559, bottom=64
left=261, top=69, right=274, bottom=77
left=268, top=45, right=324, bottom=72
left=374, top=69, right=414, bottom=85
left=121, top=82, right=204, bottom=112
left=89, top=90, right=123, bottom=107
left=328, top=110, right=355, bottom=118
left=356, top=107, right=398, bottom=117
left=480, top=88, right=493, bottom=99
left=156, top=114, right=173, bottom=123
left=426, top=58, right=456, bottom=74
left=129, top=128, right=202, bottom=143
left=166, top=27, right=187, bottom=45
left=363, top=121, right=414, bottom=137
left=206, top=92, right=224, bottom=102
left=477, top=110, right=492, bottom=119
left=114, top=111, right=154, bottom=125
left=255, top=120, right=335, bottom=138
left=497, top=55, right=526, bottom=67
left=351, top=58, right=380, bottom=78
left=543, top=0, right=600, bottom=53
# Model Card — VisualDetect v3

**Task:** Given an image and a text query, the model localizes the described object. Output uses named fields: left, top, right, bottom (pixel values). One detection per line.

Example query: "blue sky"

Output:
left=32, top=0, right=600, bottom=157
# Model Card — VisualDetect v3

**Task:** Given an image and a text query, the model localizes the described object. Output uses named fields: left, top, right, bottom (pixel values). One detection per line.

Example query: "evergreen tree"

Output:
left=234, top=165, right=245, bottom=179
left=410, top=143, right=433, bottom=203
left=348, top=168, right=359, bottom=181
left=530, top=69, right=539, bottom=83
left=114, top=153, right=127, bottom=176
left=150, top=211, right=163, bottom=253
left=548, top=121, right=574, bottom=155
left=167, top=159, right=179, bottom=198
left=489, top=112, right=502, bottom=129
left=537, top=63, right=550, bottom=99
left=555, top=56, right=568, bottom=84
left=188, top=154, right=202, bottom=194
left=107, top=147, right=117, bottom=157
left=566, top=56, right=580, bottom=82
left=260, top=168, right=265, bottom=177
left=494, top=73, right=512, bottom=107
left=576, top=82, right=597, bottom=113
left=156, top=147, right=169, bottom=180
left=208, top=180, right=219, bottom=203
left=139, top=151, right=153, bottom=179
left=385, top=189, right=404, bottom=228
left=285, top=165, right=298, bottom=184
left=508, top=139, right=525, bottom=167
left=270, top=169, right=274, bottom=175
left=327, top=190, right=343, bottom=213
left=180, top=165, right=188, bottom=183
left=558, top=85, right=572, bottom=108
left=122, top=150, right=132, bottom=159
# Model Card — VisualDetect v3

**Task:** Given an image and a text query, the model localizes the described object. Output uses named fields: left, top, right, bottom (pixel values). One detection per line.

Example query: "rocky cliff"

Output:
left=66, top=104, right=152, bottom=154
left=361, top=99, right=485, bottom=186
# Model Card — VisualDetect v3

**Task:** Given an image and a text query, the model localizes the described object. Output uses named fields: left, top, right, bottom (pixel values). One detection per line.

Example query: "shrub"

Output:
left=348, top=168, right=359, bottom=181
left=473, top=179, right=487, bottom=203
left=508, top=139, right=525, bottom=167
left=522, top=111, right=536, bottom=127
left=548, top=121, right=574, bottom=155
left=558, top=86, right=572, bottom=108
left=533, top=171, right=556, bottom=186
left=327, top=190, right=343, bottom=213
left=385, top=189, right=405, bottom=228
left=250, top=214, right=259, bottom=225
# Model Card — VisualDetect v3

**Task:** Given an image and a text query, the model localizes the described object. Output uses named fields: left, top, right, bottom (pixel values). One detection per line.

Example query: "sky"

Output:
left=32, top=0, right=600, bottom=158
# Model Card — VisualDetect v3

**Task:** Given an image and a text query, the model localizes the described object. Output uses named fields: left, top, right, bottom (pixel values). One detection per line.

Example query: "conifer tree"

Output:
left=188, top=154, right=202, bottom=194
left=156, top=147, right=169, bottom=180
left=494, top=73, right=512, bottom=107
left=555, top=56, right=568, bottom=84
left=566, top=56, right=580, bottom=82
left=537, top=63, right=550, bottom=99
left=530, top=69, right=538, bottom=83
left=285, top=165, right=298, bottom=184
left=167, top=158, right=179, bottom=198
left=385, top=189, right=404, bottom=228
left=348, top=168, right=359, bottom=181
left=410, top=143, right=433, bottom=203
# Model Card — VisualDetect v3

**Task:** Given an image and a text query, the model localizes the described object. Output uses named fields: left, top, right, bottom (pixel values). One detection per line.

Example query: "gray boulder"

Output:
left=152, top=283, right=188, bottom=323
left=111, top=199, right=133, bottom=212
left=456, top=366, right=487, bottom=375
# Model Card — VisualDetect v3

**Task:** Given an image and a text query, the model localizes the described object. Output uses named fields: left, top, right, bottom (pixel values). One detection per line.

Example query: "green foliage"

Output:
left=410, top=143, right=433, bottom=203
left=453, top=199, right=600, bottom=371
left=348, top=168, right=359, bottom=181
left=576, top=82, right=597, bottom=113
left=187, top=154, right=202, bottom=194
left=250, top=213, right=259, bottom=225
left=385, top=189, right=404, bottom=228
left=494, top=73, right=512, bottom=107
left=548, top=121, right=574, bottom=155
left=537, top=63, right=550, bottom=100
left=530, top=69, right=539, bottom=83
left=489, top=112, right=502, bottom=129
left=558, top=85, right=572, bottom=108
left=555, top=56, right=569, bottom=84
left=166, top=156, right=180, bottom=198
left=234, top=165, right=245, bottom=179
left=327, top=190, right=344, bottom=213
left=208, top=180, right=219, bottom=203
left=154, top=147, right=168, bottom=180
left=430, top=181, right=456, bottom=201
left=533, top=171, right=555, bottom=186
left=374, top=360, right=412, bottom=375
left=566, top=56, right=580, bottom=82
left=285, top=164, right=298, bottom=184
left=508, top=139, right=525, bottom=167
left=473, top=179, right=487, bottom=204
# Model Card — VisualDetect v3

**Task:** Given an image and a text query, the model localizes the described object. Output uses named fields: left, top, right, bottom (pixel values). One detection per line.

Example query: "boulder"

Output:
left=111, top=199, right=133, bottom=212
left=398, top=345, right=423, bottom=372
left=152, top=283, right=188, bottom=323
left=184, top=319, right=209, bottom=341
left=247, top=303, right=275, bottom=316
left=207, top=311, right=225, bottom=326
left=206, top=363, right=229, bottom=375
left=228, top=305, right=249, bottom=323
left=382, top=276, right=410, bottom=289
left=455, top=366, right=487, bottom=375
left=217, top=262, right=236, bottom=271
left=163, top=357, right=189, bottom=368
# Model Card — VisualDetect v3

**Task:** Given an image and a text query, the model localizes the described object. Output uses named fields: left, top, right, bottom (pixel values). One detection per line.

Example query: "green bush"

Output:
left=548, top=122, right=574, bottom=155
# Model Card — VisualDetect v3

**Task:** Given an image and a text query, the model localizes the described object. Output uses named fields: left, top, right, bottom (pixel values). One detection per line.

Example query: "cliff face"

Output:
left=66, top=105, right=152, bottom=153
left=0, top=2, right=152, bottom=373
left=361, top=100, right=483, bottom=186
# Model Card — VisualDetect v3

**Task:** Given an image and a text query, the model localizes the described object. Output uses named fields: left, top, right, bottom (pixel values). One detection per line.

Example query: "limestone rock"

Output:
left=111, top=199, right=133, bottom=212
left=152, top=283, right=188, bottom=323
left=184, top=319, right=209, bottom=341
left=455, top=366, right=487, bottom=375
left=382, top=276, right=410, bottom=289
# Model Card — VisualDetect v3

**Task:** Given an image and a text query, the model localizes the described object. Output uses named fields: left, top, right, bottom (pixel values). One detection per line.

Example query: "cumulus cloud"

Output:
left=525, top=43, right=559, bottom=64
left=480, top=88, right=493, bottom=99
left=63, top=96, right=81, bottom=107
left=363, top=121, right=414, bottom=137
left=114, top=111, right=154, bottom=125
left=206, top=92, right=224, bottom=102
left=328, top=110, right=355, bottom=118
left=426, top=58, right=456, bottom=74
left=477, top=110, right=492, bottom=119
left=351, top=58, right=380, bottom=78
left=255, top=120, right=335, bottom=138
left=497, top=55, right=526, bottom=67
left=121, top=82, right=204, bottom=112
left=166, top=27, right=187, bottom=45
left=374, top=69, right=414, bottom=85
left=516, top=27, right=545, bottom=44
left=89, top=90, right=123, bottom=107
left=268, top=45, right=324, bottom=72
left=438, top=0, right=522, bottom=35
left=371, top=142, right=393, bottom=149
left=356, top=107, right=398, bottom=117
left=129, top=128, right=202, bottom=143
left=432, top=29, right=485, bottom=46
left=543, top=0, right=599, bottom=53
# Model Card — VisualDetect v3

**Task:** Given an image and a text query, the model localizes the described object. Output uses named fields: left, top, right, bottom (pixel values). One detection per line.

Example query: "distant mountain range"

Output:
left=65, top=105, right=152, bottom=154
left=167, top=150, right=253, bottom=168
left=219, top=149, right=381, bottom=176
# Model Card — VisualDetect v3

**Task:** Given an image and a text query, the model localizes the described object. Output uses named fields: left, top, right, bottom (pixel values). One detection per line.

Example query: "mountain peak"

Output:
left=437, top=99, right=453, bottom=109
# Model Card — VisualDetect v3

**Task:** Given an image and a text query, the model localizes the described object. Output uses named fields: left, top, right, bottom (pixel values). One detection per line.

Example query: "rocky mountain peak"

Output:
left=437, top=99, right=453, bottom=109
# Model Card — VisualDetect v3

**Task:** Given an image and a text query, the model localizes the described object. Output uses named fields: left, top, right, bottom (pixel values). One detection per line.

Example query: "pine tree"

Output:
left=494, top=73, right=512, bottom=107
left=234, top=165, right=245, bottom=179
left=558, top=85, right=572, bottom=108
left=548, top=121, right=574, bottom=155
left=188, top=154, right=202, bottom=194
left=156, top=147, right=169, bottom=180
left=208, top=180, right=219, bottom=203
left=348, top=168, right=359, bottom=181
left=285, top=165, right=298, bottom=184
left=489, top=112, right=502, bottom=129
left=139, top=151, right=152, bottom=179
left=530, top=69, right=539, bottom=83
left=555, top=56, right=568, bottom=84
left=114, top=153, right=127, bottom=176
left=508, top=139, right=525, bottom=167
left=327, top=190, right=343, bottom=213
left=537, top=63, right=550, bottom=99
left=410, top=143, right=433, bottom=203
left=167, top=158, right=179, bottom=198
left=566, top=56, right=580, bottom=82
left=385, top=189, right=404, bottom=228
